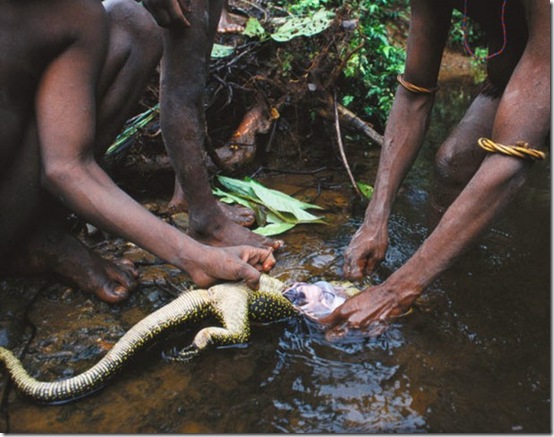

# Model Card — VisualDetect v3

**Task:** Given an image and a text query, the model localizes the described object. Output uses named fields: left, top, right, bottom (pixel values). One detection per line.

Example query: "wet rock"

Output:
left=170, top=212, right=189, bottom=231
left=122, top=244, right=160, bottom=265
left=0, top=278, right=42, bottom=348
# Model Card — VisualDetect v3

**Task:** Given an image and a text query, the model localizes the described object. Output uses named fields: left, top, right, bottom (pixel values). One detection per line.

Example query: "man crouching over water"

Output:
left=322, top=0, right=550, bottom=338
left=0, top=0, right=274, bottom=311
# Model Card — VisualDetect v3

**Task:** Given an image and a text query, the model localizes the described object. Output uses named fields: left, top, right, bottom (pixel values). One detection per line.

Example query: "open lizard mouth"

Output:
left=283, top=281, right=346, bottom=321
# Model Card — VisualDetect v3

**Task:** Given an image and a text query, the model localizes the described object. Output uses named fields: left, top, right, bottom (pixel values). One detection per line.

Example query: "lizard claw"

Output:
left=163, top=344, right=201, bottom=363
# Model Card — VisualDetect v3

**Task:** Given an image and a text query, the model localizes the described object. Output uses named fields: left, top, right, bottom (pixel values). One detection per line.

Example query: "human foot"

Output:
left=188, top=213, right=283, bottom=251
left=8, top=230, right=138, bottom=304
left=169, top=180, right=256, bottom=227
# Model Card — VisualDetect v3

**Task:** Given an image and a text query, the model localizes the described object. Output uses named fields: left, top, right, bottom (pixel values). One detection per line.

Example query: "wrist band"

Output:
left=477, top=137, right=546, bottom=161
left=397, top=73, right=439, bottom=94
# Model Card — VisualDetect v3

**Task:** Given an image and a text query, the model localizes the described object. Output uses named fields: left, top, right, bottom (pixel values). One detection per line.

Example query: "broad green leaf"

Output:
left=265, top=210, right=285, bottom=224
left=243, top=17, right=267, bottom=39
left=246, top=178, right=323, bottom=211
left=253, top=223, right=296, bottom=236
left=270, top=9, right=334, bottom=42
left=249, top=180, right=324, bottom=223
left=211, top=43, right=235, bottom=59
left=212, top=188, right=255, bottom=209
left=217, top=175, right=257, bottom=198
left=356, top=181, right=374, bottom=200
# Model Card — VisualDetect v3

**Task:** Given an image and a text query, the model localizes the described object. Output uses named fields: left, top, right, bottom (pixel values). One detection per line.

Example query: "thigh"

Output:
left=95, top=0, right=162, bottom=153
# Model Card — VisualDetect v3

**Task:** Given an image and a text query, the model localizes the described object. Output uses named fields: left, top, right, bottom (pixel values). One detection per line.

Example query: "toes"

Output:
left=95, top=283, right=130, bottom=304
left=115, top=258, right=139, bottom=279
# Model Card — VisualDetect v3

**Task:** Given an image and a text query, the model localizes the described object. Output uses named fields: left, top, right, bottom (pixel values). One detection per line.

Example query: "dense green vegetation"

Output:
left=272, top=0, right=406, bottom=127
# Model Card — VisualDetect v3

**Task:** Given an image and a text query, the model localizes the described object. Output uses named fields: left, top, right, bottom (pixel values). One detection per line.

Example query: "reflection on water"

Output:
left=0, top=75, right=550, bottom=433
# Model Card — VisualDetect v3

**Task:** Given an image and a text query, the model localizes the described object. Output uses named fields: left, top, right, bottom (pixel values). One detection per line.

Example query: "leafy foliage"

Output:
left=213, top=176, right=325, bottom=236
left=272, top=0, right=406, bottom=127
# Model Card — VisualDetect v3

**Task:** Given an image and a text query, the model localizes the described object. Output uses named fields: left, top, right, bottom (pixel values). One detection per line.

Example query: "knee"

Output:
left=434, top=138, right=462, bottom=183
left=434, top=136, right=484, bottom=187
left=105, top=0, right=163, bottom=62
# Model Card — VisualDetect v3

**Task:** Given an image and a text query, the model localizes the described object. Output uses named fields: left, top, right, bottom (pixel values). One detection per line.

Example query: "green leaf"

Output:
left=243, top=17, right=268, bottom=39
left=356, top=181, right=374, bottom=200
left=217, top=175, right=257, bottom=198
left=213, top=176, right=326, bottom=236
left=249, top=180, right=324, bottom=223
left=247, top=178, right=323, bottom=211
left=212, top=188, right=255, bottom=209
left=253, top=223, right=296, bottom=236
left=270, top=9, right=334, bottom=42
left=211, top=43, right=235, bottom=59
left=107, top=104, right=159, bottom=155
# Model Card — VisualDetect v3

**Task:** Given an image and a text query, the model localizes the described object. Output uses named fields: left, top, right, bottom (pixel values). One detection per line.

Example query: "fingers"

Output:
left=239, top=246, right=276, bottom=272
left=343, top=256, right=366, bottom=280
left=259, top=247, right=275, bottom=271
left=143, top=0, right=190, bottom=28
left=166, top=0, right=190, bottom=27
left=318, top=303, right=350, bottom=326
left=242, top=264, right=262, bottom=290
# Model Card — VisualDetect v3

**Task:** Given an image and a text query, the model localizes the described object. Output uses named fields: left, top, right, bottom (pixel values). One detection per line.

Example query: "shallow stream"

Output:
left=0, top=65, right=549, bottom=433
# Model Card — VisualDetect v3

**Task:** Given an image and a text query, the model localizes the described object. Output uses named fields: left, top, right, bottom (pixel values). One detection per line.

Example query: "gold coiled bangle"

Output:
left=477, top=137, right=546, bottom=161
left=397, top=73, right=439, bottom=94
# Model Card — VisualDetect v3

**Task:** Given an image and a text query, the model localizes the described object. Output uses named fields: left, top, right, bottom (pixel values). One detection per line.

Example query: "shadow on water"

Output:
left=0, top=69, right=550, bottom=432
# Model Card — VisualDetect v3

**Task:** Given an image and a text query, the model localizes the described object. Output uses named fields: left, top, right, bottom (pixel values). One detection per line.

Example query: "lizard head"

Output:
left=283, top=281, right=352, bottom=321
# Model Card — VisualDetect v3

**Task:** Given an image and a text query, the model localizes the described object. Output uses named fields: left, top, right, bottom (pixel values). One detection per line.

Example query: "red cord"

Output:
left=462, top=0, right=508, bottom=60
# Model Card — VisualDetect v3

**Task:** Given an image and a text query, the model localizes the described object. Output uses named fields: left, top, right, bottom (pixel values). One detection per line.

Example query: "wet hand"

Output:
left=343, top=221, right=389, bottom=280
left=319, top=282, right=419, bottom=340
left=142, top=0, right=191, bottom=28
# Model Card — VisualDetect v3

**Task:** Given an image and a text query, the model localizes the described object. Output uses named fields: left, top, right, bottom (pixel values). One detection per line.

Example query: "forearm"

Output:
left=390, top=154, right=530, bottom=291
left=43, top=160, right=202, bottom=268
left=367, top=89, right=435, bottom=222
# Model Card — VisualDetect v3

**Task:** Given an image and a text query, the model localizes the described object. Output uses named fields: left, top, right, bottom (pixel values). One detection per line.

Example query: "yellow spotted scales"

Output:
left=0, top=274, right=295, bottom=404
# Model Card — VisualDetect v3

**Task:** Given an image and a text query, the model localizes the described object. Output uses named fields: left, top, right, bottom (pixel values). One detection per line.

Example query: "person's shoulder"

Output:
left=41, top=0, right=106, bottom=30
left=46, top=0, right=108, bottom=42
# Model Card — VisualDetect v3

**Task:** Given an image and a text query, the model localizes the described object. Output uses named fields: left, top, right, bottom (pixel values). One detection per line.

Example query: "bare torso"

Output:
left=0, top=0, right=97, bottom=171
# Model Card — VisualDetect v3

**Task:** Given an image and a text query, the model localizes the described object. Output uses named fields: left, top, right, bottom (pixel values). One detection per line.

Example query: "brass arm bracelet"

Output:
left=477, top=137, right=546, bottom=161
left=397, top=73, right=439, bottom=94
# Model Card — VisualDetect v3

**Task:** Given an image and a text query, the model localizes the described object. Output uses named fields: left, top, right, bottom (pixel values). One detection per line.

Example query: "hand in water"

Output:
left=343, top=219, right=389, bottom=280
left=319, top=281, right=420, bottom=340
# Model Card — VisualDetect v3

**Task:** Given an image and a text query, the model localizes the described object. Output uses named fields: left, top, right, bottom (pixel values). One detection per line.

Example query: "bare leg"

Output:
left=169, top=176, right=256, bottom=227
left=159, top=0, right=281, bottom=249
left=430, top=92, right=500, bottom=216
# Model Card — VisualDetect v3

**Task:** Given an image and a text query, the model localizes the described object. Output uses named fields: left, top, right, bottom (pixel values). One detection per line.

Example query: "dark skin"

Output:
left=141, top=0, right=284, bottom=250
left=322, top=0, right=550, bottom=337
left=0, top=0, right=275, bottom=304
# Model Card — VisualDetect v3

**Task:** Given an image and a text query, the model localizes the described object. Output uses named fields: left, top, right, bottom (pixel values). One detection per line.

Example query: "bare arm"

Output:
left=35, top=2, right=272, bottom=288
left=324, top=0, right=550, bottom=334
left=343, top=0, right=453, bottom=279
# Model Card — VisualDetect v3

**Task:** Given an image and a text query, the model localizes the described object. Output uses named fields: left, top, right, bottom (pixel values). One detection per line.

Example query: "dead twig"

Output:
left=333, top=88, right=362, bottom=197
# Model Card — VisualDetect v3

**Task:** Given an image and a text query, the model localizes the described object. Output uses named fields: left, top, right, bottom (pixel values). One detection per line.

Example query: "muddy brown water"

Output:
left=0, top=71, right=550, bottom=433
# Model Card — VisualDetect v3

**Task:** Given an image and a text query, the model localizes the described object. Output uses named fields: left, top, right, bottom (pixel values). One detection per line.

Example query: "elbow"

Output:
left=41, top=163, right=70, bottom=195
left=41, top=159, right=84, bottom=196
